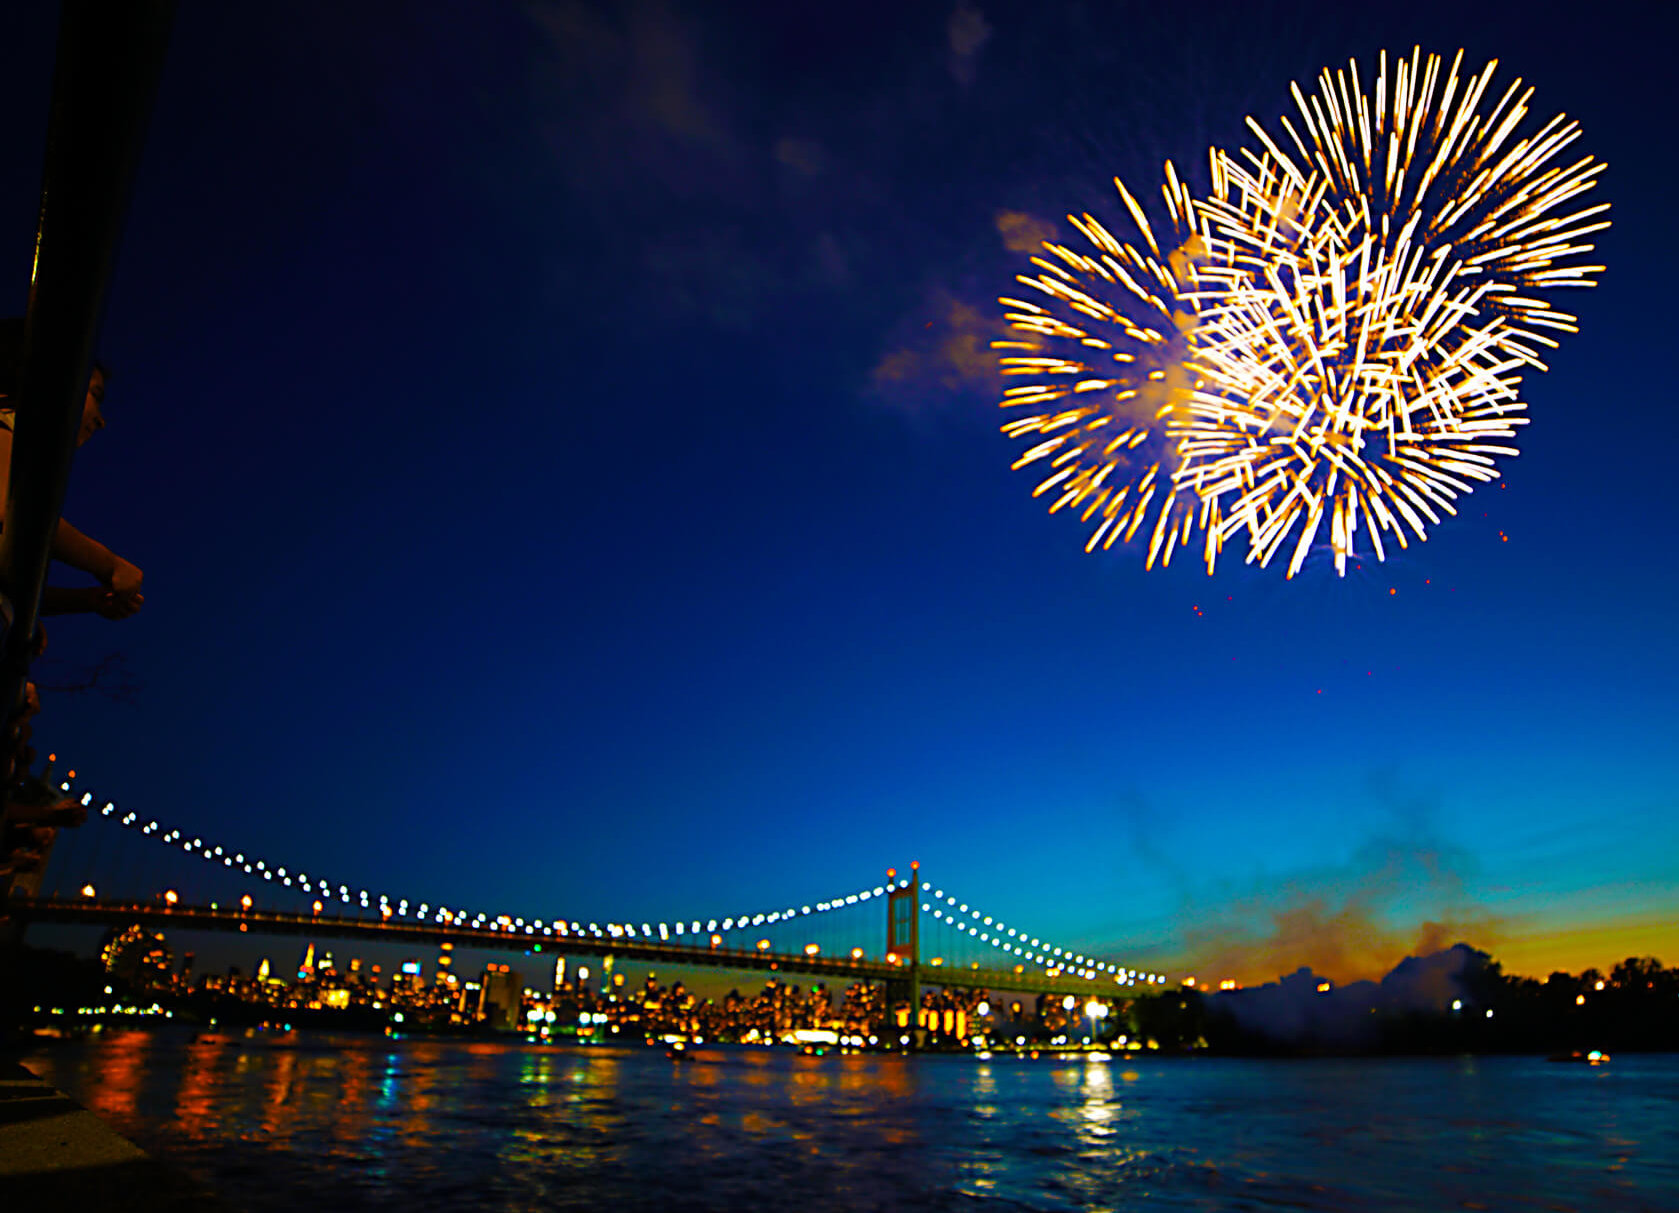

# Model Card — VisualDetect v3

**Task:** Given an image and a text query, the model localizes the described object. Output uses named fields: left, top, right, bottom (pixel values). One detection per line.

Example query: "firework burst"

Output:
left=1000, top=49, right=1607, bottom=578
left=994, top=163, right=1257, bottom=572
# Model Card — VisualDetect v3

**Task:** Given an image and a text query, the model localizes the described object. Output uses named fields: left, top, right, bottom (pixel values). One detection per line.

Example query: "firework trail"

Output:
left=999, top=48, right=1608, bottom=578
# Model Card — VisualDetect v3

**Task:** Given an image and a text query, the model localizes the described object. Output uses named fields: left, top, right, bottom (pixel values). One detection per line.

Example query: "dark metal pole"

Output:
left=0, top=0, right=176, bottom=748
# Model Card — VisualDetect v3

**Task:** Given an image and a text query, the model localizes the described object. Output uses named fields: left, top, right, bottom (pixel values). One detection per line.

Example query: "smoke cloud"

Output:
left=1211, top=943, right=1493, bottom=1048
left=869, top=292, right=1003, bottom=407
left=1172, top=776, right=1506, bottom=985
left=994, top=210, right=1058, bottom=253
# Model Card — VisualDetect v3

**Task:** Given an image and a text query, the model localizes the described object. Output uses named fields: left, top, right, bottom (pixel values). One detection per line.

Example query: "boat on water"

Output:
left=1547, top=1049, right=1609, bottom=1065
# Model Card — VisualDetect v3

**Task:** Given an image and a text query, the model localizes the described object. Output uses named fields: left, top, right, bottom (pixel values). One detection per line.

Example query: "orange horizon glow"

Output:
left=1174, top=912, right=1678, bottom=988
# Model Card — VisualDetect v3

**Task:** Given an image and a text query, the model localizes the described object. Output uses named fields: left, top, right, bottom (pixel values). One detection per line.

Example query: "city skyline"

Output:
left=3, top=0, right=1674, bottom=986
left=42, top=916, right=1679, bottom=1059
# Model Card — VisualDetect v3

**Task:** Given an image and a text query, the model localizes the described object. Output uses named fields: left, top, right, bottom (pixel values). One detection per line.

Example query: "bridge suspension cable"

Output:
left=49, top=770, right=1169, bottom=986
left=54, top=771, right=913, bottom=949
left=921, top=880, right=1167, bottom=986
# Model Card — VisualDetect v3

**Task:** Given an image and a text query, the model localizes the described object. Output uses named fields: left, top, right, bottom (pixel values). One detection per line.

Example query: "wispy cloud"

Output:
left=870, top=291, right=1002, bottom=410
left=947, top=1, right=993, bottom=86
left=528, top=0, right=740, bottom=169
left=868, top=208, right=1064, bottom=411
left=994, top=209, right=1057, bottom=253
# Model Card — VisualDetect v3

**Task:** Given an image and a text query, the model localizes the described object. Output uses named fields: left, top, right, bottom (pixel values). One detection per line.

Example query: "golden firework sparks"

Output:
left=1000, top=49, right=1607, bottom=578
left=1189, top=48, right=1608, bottom=576
left=993, top=164, right=1260, bottom=573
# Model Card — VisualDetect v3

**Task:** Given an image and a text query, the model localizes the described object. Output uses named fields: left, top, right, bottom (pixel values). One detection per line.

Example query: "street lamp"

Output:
left=1085, top=999, right=1108, bottom=1044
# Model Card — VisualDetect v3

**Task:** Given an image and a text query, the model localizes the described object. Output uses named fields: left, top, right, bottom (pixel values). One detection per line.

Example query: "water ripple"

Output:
left=18, top=1033, right=1679, bottom=1212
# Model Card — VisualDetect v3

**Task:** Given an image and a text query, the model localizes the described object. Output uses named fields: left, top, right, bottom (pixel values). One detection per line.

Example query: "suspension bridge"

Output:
left=7, top=775, right=1170, bottom=1003
left=0, top=1, right=1181, bottom=1043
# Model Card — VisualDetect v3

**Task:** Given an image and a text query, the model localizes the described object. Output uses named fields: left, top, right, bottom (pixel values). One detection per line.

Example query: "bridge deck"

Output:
left=11, top=898, right=1137, bottom=998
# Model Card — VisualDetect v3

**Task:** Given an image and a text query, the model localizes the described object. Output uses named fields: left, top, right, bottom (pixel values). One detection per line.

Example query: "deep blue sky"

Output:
left=4, top=0, right=1674, bottom=983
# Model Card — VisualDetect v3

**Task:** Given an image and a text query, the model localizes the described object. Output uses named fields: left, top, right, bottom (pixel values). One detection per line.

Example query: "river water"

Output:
left=18, top=1029, right=1679, bottom=1211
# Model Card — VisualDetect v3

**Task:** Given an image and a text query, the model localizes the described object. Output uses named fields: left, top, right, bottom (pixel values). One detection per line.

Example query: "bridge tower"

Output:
left=884, top=862, right=920, bottom=1046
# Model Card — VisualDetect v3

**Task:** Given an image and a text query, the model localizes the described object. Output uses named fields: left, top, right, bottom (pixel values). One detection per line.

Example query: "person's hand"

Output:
left=96, top=590, right=143, bottom=620
left=107, top=558, right=143, bottom=596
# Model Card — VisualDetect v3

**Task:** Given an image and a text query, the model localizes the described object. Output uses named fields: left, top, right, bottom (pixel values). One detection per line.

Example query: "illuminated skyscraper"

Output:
left=478, top=964, right=520, bottom=1031
left=297, top=942, right=315, bottom=981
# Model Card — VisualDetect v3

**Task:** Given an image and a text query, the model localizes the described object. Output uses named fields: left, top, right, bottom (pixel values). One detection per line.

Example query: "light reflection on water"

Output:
left=20, top=1030, right=1679, bottom=1212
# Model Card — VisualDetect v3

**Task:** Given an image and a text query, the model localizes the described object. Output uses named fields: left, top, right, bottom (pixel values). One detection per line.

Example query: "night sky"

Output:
left=4, top=0, right=1674, bottom=985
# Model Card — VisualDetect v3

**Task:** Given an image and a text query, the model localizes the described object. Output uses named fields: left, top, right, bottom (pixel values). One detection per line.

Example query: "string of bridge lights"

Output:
left=64, top=779, right=916, bottom=941
left=60, top=775, right=1163, bottom=983
left=921, top=882, right=1165, bottom=986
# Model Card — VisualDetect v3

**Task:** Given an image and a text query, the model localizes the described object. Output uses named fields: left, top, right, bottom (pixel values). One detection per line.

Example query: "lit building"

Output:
left=479, top=964, right=521, bottom=1030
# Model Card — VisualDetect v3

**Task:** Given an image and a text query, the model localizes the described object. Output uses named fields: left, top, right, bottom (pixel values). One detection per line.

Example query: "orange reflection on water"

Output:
left=329, top=1041, right=375, bottom=1141
left=260, top=1046, right=300, bottom=1138
left=392, top=1040, right=442, bottom=1144
left=78, top=1029, right=148, bottom=1121
left=172, top=1033, right=225, bottom=1138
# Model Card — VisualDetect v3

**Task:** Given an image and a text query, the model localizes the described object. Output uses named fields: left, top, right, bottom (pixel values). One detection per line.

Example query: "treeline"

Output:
left=1133, top=948, right=1679, bottom=1055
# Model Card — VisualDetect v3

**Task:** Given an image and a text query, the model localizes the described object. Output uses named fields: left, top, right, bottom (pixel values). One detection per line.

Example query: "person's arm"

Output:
left=51, top=518, right=142, bottom=594
left=40, top=584, right=140, bottom=617
left=40, top=585, right=105, bottom=615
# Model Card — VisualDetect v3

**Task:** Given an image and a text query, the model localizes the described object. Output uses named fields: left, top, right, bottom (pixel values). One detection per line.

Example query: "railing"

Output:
left=0, top=1, right=176, bottom=759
